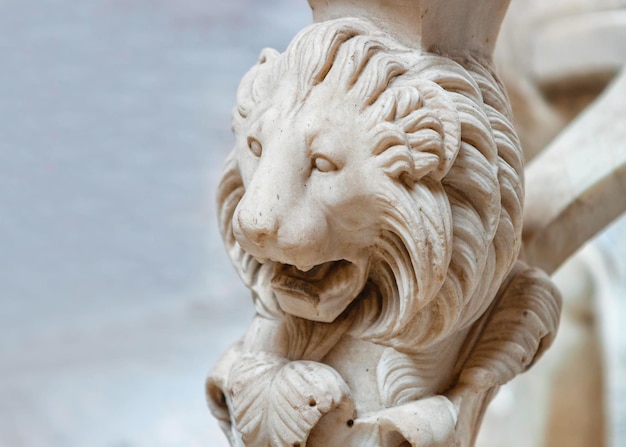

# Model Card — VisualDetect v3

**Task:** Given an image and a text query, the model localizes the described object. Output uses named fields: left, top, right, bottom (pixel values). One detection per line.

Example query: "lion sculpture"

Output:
left=207, top=18, right=561, bottom=447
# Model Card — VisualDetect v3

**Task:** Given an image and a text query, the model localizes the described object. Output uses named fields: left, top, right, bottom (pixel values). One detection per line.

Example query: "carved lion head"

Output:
left=217, top=18, right=523, bottom=351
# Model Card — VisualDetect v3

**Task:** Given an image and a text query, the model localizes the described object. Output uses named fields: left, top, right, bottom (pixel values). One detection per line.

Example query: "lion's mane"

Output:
left=217, top=18, right=523, bottom=353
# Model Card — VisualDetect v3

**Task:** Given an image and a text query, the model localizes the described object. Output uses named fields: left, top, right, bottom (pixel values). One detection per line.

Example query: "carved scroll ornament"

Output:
left=207, top=2, right=565, bottom=446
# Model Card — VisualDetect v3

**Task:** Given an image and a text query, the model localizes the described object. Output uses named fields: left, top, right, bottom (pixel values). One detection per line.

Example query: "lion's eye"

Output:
left=312, top=155, right=338, bottom=173
left=247, top=137, right=262, bottom=157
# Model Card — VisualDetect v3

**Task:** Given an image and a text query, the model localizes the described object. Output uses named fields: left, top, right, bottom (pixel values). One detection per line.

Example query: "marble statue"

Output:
left=204, top=1, right=584, bottom=445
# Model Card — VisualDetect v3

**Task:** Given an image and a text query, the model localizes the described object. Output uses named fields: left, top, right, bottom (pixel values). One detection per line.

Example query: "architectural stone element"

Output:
left=523, top=69, right=626, bottom=276
left=488, top=3, right=626, bottom=443
left=202, top=1, right=626, bottom=445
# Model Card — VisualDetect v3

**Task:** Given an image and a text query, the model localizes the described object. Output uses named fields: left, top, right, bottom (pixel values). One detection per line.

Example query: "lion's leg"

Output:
left=446, top=261, right=562, bottom=445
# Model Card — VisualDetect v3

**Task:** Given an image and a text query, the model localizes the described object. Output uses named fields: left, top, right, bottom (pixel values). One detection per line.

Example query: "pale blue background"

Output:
left=0, top=1, right=310, bottom=445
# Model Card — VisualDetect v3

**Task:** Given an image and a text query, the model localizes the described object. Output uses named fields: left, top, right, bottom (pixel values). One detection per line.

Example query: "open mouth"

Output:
left=271, top=260, right=366, bottom=322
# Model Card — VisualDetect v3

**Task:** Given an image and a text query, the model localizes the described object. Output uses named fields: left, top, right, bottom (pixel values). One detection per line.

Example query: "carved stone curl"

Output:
left=207, top=12, right=562, bottom=447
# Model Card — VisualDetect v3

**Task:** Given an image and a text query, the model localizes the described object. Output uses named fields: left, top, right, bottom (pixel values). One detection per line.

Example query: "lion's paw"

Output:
left=227, top=351, right=355, bottom=447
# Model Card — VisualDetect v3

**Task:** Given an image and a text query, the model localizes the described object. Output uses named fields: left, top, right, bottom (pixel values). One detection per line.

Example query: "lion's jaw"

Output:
left=270, top=258, right=370, bottom=322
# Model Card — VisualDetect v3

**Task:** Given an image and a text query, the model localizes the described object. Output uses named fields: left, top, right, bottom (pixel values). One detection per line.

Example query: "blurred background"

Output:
left=0, top=1, right=624, bottom=446
left=0, top=1, right=311, bottom=445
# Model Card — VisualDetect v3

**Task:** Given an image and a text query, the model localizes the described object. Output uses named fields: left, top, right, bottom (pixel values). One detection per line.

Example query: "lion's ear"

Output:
left=258, top=48, right=280, bottom=64
left=234, top=48, right=280, bottom=121
left=376, top=81, right=461, bottom=182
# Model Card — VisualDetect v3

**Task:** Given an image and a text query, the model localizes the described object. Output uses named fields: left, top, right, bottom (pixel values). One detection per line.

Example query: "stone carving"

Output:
left=206, top=8, right=564, bottom=446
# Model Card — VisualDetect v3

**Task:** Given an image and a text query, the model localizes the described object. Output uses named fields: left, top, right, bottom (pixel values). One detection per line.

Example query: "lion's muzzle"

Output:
left=271, top=259, right=369, bottom=323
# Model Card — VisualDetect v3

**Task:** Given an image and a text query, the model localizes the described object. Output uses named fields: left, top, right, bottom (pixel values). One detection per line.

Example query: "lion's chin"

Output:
left=271, top=259, right=368, bottom=323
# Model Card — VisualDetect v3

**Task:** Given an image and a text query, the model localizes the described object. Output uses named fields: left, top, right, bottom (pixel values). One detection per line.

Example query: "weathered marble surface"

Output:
left=205, top=0, right=567, bottom=443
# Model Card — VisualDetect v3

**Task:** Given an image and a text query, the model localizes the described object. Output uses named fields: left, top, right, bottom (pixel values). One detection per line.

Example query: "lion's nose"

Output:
left=234, top=206, right=279, bottom=249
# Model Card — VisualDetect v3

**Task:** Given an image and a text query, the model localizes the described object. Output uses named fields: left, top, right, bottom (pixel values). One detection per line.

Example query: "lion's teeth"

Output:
left=296, top=264, right=314, bottom=272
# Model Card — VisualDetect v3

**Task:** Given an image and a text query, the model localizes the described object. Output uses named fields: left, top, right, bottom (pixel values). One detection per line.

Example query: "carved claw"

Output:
left=359, top=396, right=459, bottom=447
left=207, top=341, right=244, bottom=446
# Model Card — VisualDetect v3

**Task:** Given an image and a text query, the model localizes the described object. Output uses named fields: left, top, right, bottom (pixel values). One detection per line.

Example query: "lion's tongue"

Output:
left=271, top=261, right=361, bottom=322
